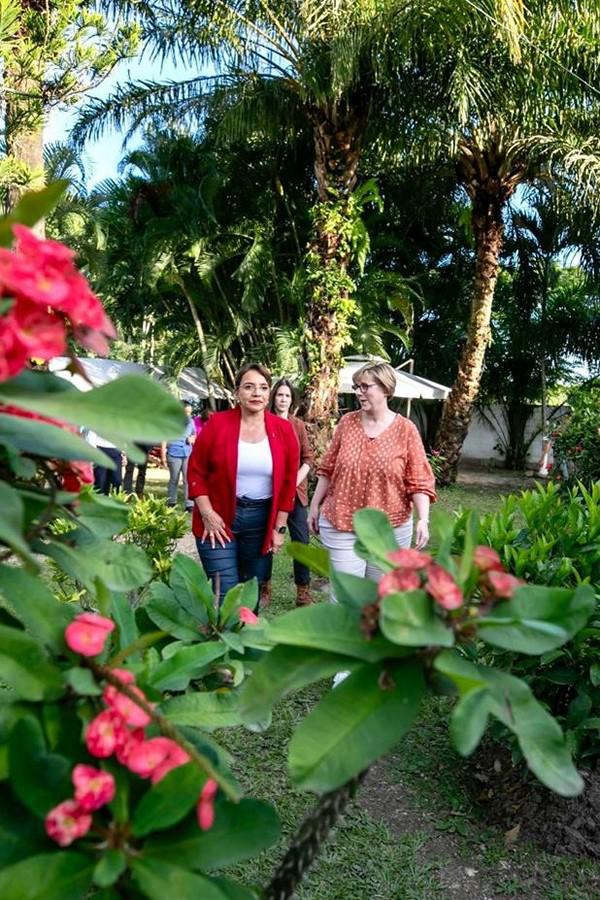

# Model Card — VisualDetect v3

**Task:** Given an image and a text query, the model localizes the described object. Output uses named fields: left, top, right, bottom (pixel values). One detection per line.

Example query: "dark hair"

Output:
left=269, top=378, right=297, bottom=413
left=234, top=362, right=272, bottom=389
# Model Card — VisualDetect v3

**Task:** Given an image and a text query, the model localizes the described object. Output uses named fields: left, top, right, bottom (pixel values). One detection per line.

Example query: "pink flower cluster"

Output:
left=0, top=225, right=116, bottom=381
left=45, top=765, right=115, bottom=847
left=53, top=612, right=219, bottom=847
left=378, top=545, right=524, bottom=611
left=238, top=606, right=259, bottom=625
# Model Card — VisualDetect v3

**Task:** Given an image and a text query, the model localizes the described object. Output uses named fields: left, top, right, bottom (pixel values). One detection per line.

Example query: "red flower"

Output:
left=85, top=709, right=127, bottom=758
left=151, top=743, right=191, bottom=785
left=115, top=727, right=145, bottom=766
left=378, top=568, right=421, bottom=597
left=72, top=764, right=115, bottom=812
left=45, top=799, right=92, bottom=847
left=387, top=548, right=431, bottom=569
left=238, top=606, right=259, bottom=625
left=197, top=778, right=218, bottom=831
left=473, top=545, right=503, bottom=573
left=487, top=570, right=524, bottom=598
left=126, top=737, right=188, bottom=780
left=425, top=563, right=463, bottom=610
left=103, top=682, right=152, bottom=728
left=65, top=612, right=115, bottom=657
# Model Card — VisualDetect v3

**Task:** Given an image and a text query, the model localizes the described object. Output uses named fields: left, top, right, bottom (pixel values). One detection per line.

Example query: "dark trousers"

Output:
left=123, top=458, right=148, bottom=497
left=196, top=497, right=272, bottom=605
left=287, top=498, right=310, bottom=586
left=93, top=447, right=123, bottom=495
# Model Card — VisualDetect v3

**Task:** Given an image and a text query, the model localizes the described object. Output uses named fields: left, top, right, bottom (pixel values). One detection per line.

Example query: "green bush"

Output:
left=122, top=493, right=188, bottom=580
left=453, top=481, right=600, bottom=763
left=552, top=379, right=600, bottom=486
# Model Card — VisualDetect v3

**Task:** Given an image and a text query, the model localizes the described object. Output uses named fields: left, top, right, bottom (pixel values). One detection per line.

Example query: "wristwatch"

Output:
left=275, top=526, right=287, bottom=534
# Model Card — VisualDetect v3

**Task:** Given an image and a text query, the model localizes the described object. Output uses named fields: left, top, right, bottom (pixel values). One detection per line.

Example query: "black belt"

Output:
left=236, top=496, right=272, bottom=507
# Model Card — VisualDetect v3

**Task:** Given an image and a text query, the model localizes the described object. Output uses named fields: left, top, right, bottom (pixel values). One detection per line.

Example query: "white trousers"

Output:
left=319, top=515, right=413, bottom=603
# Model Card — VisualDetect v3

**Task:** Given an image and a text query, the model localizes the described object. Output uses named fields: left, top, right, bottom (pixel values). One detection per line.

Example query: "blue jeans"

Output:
left=94, top=447, right=123, bottom=495
left=196, top=497, right=272, bottom=604
left=167, top=455, right=191, bottom=508
left=287, top=498, right=310, bottom=586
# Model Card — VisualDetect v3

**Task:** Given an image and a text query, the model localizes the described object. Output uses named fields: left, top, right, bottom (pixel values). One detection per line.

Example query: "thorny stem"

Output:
left=86, top=659, right=239, bottom=802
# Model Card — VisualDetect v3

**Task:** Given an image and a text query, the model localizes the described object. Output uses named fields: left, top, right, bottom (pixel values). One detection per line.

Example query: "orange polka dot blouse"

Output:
left=317, top=411, right=437, bottom=532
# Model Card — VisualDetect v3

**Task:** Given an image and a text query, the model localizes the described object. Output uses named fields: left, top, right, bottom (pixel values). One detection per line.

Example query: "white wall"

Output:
left=458, top=405, right=566, bottom=467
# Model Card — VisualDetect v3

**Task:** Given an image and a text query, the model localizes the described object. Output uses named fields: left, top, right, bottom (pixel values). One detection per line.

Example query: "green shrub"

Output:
left=453, top=481, right=600, bottom=763
left=552, top=379, right=600, bottom=486
left=122, top=493, right=188, bottom=579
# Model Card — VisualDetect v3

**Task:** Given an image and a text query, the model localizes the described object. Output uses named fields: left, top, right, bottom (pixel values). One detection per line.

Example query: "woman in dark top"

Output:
left=269, top=378, right=314, bottom=606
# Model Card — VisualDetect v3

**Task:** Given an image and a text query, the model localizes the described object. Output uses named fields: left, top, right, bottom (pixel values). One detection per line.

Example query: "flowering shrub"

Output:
left=552, top=379, right=600, bottom=486
left=453, top=481, right=600, bottom=763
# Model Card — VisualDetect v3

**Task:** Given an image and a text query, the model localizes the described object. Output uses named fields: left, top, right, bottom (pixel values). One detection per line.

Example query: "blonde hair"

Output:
left=352, top=362, right=397, bottom=398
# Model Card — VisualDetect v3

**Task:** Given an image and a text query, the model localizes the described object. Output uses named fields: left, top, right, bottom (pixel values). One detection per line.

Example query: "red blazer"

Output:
left=187, top=407, right=300, bottom=554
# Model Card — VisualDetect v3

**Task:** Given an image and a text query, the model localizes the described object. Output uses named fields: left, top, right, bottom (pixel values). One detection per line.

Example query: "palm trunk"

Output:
left=436, top=186, right=506, bottom=483
left=303, top=103, right=365, bottom=451
left=181, top=282, right=216, bottom=411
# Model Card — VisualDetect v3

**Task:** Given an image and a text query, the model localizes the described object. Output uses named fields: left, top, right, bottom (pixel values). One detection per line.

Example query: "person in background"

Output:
left=88, top=431, right=123, bottom=495
left=269, top=378, right=314, bottom=606
left=188, top=363, right=299, bottom=606
left=123, top=443, right=153, bottom=498
left=161, top=401, right=195, bottom=511
left=308, top=361, right=436, bottom=588
left=193, top=407, right=213, bottom=437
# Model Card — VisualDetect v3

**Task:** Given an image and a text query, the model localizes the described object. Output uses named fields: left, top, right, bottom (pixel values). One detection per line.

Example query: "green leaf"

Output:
left=0, top=483, right=34, bottom=562
left=0, top=625, right=64, bottom=700
left=170, top=554, right=216, bottom=626
left=0, top=787, right=47, bottom=866
left=450, top=687, right=490, bottom=756
left=145, top=798, right=280, bottom=870
left=162, top=691, right=241, bottom=731
left=220, top=631, right=244, bottom=653
left=0, top=564, right=72, bottom=652
left=132, top=763, right=204, bottom=838
left=42, top=539, right=152, bottom=593
left=73, top=490, right=130, bottom=539
left=0, top=371, right=186, bottom=456
left=330, top=571, right=379, bottom=611
left=240, top=645, right=360, bottom=724
left=93, top=850, right=127, bottom=888
left=266, top=604, right=410, bottom=663
left=65, top=667, right=101, bottom=696
left=380, top=590, right=455, bottom=648
left=352, top=508, right=398, bottom=566
left=0, top=413, right=114, bottom=466
left=146, top=582, right=203, bottom=640
left=0, top=183, right=69, bottom=247
left=435, top=651, right=583, bottom=797
left=111, top=593, right=139, bottom=651
left=148, top=643, right=227, bottom=692
left=9, top=717, right=71, bottom=817
left=0, top=851, right=94, bottom=900
left=289, top=659, right=425, bottom=792
left=131, top=859, right=229, bottom=900
left=286, top=542, right=330, bottom=576
left=219, top=579, right=257, bottom=628
left=590, top=663, right=600, bottom=688
left=478, top=584, right=595, bottom=655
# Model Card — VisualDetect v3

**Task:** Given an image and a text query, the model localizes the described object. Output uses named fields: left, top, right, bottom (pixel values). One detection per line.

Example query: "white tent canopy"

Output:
left=48, top=358, right=230, bottom=402
left=338, top=356, right=450, bottom=400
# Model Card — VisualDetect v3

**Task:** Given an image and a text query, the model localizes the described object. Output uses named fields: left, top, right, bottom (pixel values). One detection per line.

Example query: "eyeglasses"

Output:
left=353, top=382, right=376, bottom=393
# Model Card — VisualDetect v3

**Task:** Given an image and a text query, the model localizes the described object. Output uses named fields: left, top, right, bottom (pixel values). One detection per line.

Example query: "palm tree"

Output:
left=413, top=3, right=600, bottom=482
left=72, top=0, right=527, bottom=436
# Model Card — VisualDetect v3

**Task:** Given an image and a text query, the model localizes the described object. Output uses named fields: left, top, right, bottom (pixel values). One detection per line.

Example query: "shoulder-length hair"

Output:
left=269, top=377, right=298, bottom=414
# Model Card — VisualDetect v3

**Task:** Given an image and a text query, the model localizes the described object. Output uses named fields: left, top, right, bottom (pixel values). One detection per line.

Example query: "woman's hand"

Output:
left=271, top=529, right=285, bottom=554
left=308, top=503, right=320, bottom=534
left=414, top=518, right=429, bottom=550
left=200, top=509, right=230, bottom=549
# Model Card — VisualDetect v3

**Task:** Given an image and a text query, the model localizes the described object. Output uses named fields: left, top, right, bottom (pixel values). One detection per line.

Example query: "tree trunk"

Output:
left=181, top=283, right=216, bottom=411
left=303, top=102, right=366, bottom=453
left=436, top=181, right=508, bottom=483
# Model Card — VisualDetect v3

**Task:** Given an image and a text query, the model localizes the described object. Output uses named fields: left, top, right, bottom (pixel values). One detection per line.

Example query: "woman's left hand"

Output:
left=414, top=519, right=429, bottom=550
left=271, top=529, right=285, bottom=554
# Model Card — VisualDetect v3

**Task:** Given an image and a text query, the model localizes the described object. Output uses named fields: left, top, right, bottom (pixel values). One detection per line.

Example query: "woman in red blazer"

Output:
left=187, top=363, right=299, bottom=605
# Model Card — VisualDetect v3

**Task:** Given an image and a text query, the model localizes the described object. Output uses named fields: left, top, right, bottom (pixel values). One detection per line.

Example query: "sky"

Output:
left=44, top=54, right=186, bottom=187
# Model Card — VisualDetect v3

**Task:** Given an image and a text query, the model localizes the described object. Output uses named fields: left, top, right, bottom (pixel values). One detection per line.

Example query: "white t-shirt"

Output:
left=236, top=437, right=273, bottom=500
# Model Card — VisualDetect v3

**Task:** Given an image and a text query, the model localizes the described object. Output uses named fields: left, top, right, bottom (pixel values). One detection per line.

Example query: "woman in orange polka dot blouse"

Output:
left=308, top=361, right=436, bottom=594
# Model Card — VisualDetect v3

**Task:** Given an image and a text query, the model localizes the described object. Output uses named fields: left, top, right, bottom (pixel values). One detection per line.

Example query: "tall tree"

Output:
left=1, top=1, right=139, bottom=212
left=420, top=2, right=600, bottom=481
